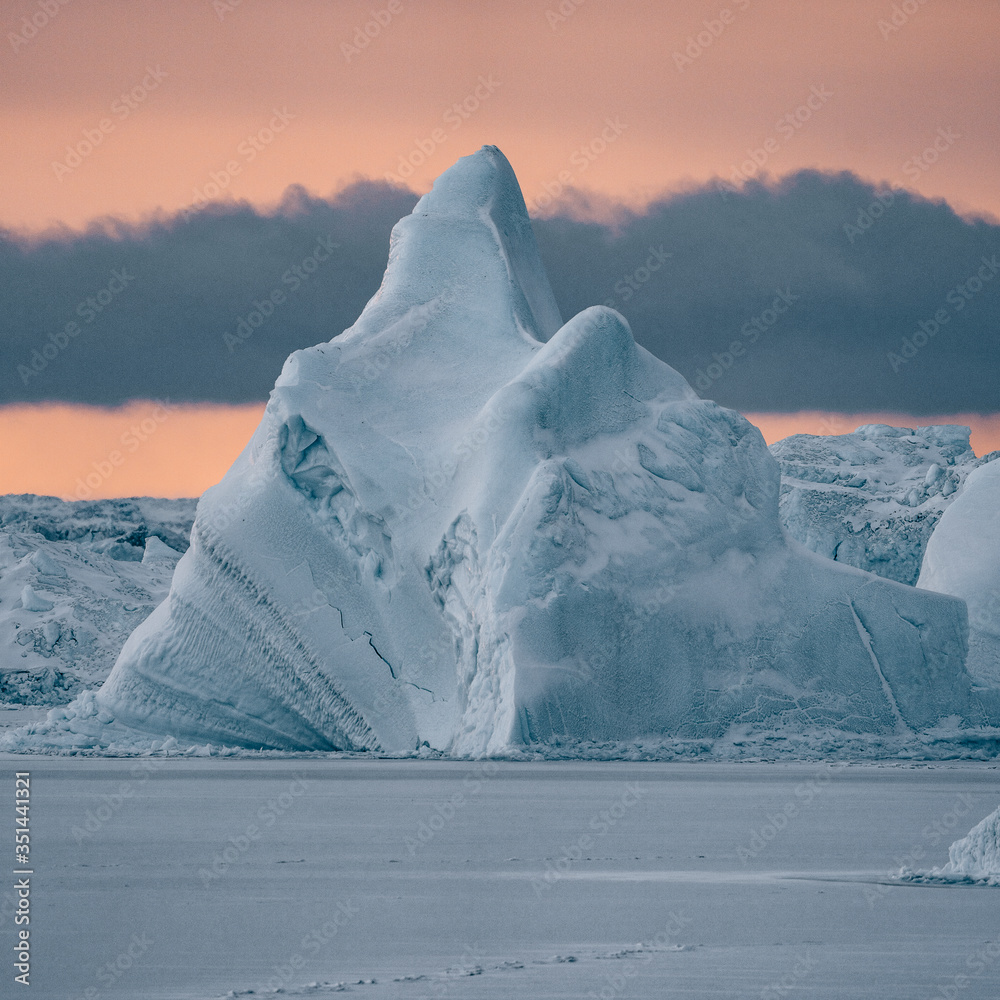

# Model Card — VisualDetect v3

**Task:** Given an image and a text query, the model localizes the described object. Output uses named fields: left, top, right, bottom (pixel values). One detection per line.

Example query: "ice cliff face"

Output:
left=919, top=459, right=1000, bottom=688
left=96, top=147, right=991, bottom=753
left=772, top=425, right=995, bottom=586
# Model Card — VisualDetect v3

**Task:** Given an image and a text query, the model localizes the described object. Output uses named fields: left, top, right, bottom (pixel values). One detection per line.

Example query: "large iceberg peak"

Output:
left=411, top=144, right=563, bottom=341
left=325, top=144, right=562, bottom=359
left=94, top=148, right=989, bottom=755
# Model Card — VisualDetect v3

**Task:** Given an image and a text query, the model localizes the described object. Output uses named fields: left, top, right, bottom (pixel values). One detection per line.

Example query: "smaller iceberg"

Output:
left=899, top=803, right=1000, bottom=886
left=918, top=459, right=1000, bottom=688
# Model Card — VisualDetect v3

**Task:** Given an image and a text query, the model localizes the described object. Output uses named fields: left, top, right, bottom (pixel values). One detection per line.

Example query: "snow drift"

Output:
left=772, top=424, right=994, bottom=586
left=91, top=146, right=992, bottom=754
left=919, top=459, right=1000, bottom=687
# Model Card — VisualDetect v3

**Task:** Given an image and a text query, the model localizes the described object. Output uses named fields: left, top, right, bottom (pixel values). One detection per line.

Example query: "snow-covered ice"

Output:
left=919, top=458, right=1000, bottom=687
left=0, top=495, right=194, bottom=711
left=772, top=423, right=996, bottom=585
left=5, top=758, right=998, bottom=1000
left=20, top=583, right=55, bottom=612
left=74, top=145, right=995, bottom=755
left=141, top=534, right=180, bottom=563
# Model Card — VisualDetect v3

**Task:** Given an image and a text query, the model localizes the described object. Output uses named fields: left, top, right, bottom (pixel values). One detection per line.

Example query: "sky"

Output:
left=2, top=0, right=998, bottom=497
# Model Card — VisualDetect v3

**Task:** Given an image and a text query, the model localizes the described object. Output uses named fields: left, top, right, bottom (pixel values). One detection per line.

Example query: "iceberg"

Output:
left=94, top=146, right=990, bottom=754
left=772, top=424, right=994, bottom=585
left=900, top=803, right=1000, bottom=886
left=936, top=804, right=1000, bottom=885
left=0, top=495, right=193, bottom=708
left=918, top=459, right=1000, bottom=687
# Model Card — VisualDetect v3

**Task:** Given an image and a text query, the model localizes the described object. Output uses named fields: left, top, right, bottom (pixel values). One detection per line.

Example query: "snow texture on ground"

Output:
left=24, top=145, right=997, bottom=755
left=4, top=759, right=998, bottom=1000
left=771, top=424, right=998, bottom=586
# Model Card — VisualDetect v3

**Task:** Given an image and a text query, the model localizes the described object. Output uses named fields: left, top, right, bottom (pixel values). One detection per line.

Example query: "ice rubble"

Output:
left=0, top=496, right=192, bottom=708
left=900, top=803, right=1000, bottom=886
left=62, top=146, right=994, bottom=754
left=918, top=459, right=1000, bottom=687
left=936, top=805, right=1000, bottom=884
left=772, top=425, right=995, bottom=586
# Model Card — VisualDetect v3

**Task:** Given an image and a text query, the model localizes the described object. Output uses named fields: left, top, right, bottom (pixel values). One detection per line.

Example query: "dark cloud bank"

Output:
left=2, top=170, right=998, bottom=414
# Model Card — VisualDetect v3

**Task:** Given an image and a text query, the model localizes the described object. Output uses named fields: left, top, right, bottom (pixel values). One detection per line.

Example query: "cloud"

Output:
left=1, top=182, right=420, bottom=407
left=2, top=169, right=998, bottom=414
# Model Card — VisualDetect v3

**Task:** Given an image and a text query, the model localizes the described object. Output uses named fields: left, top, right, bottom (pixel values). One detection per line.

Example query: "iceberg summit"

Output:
left=96, top=146, right=994, bottom=754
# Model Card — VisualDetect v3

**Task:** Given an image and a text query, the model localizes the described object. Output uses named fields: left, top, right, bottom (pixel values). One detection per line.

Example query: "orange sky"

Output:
left=3, top=1, right=998, bottom=497
left=2, top=0, right=999, bottom=232
left=2, top=403, right=998, bottom=500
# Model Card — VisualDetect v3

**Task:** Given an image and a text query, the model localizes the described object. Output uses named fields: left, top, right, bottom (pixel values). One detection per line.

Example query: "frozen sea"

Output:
left=3, top=759, right=998, bottom=999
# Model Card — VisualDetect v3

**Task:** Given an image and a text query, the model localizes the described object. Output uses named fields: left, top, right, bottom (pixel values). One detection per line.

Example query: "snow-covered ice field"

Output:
left=4, top=758, right=998, bottom=999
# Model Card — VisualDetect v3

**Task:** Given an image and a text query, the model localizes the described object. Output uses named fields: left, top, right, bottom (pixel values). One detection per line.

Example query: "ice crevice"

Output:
left=849, top=598, right=910, bottom=736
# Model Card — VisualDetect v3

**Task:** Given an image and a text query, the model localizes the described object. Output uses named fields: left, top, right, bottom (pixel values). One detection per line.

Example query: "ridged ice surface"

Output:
left=92, top=146, right=994, bottom=753
left=772, top=425, right=996, bottom=585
